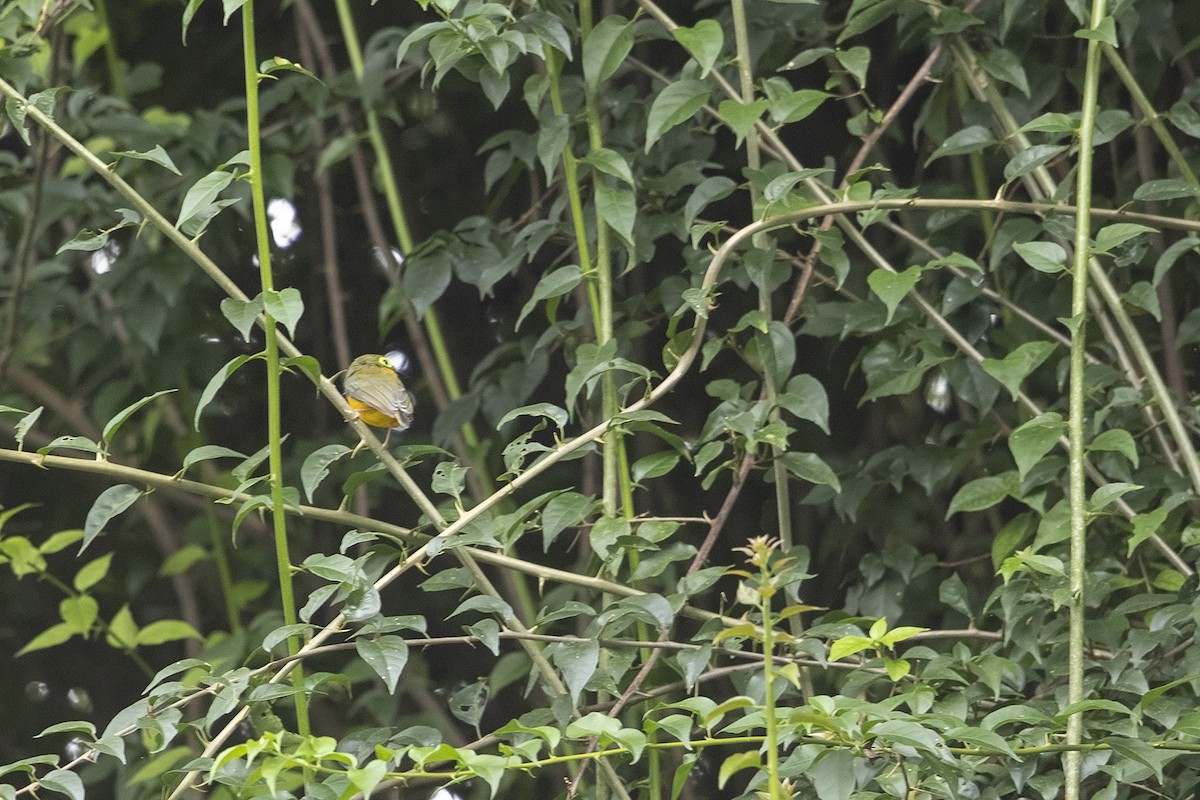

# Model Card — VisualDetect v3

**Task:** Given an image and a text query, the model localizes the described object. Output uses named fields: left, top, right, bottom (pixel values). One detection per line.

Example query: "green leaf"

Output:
left=944, top=725, right=1019, bottom=758
left=582, top=148, right=634, bottom=186
left=582, top=15, right=633, bottom=92
left=175, top=169, right=234, bottom=231
left=497, top=402, right=569, bottom=430
left=1114, top=279, right=1157, bottom=316
left=16, top=622, right=76, bottom=656
left=56, top=229, right=109, bottom=253
left=1009, top=412, right=1064, bottom=480
left=1089, top=482, right=1142, bottom=511
left=263, top=287, right=304, bottom=339
left=645, top=80, right=710, bottom=152
left=717, top=99, right=768, bottom=146
left=402, top=245, right=454, bottom=320
left=102, top=389, right=177, bottom=446
left=838, top=0, right=898, bottom=41
left=159, top=544, right=209, bottom=577
left=763, top=87, right=832, bottom=125
left=761, top=167, right=832, bottom=202
left=1074, top=16, right=1117, bottom=47
left=136, top=620, right=202, bottom=646
left=5, top=88, right=64, bottom=146
left=1106, top=737, right=1166, bottom=781
left=979, top=48, right=1030, bottom=96
left=219, top=296, right=264, bottom=342
left=980, top=341, right=1056, bottom=400
left=317, top=131, right=360, bottom=174
left=1133, top=179, right=1200, bottom=202
left=222, top=0, right=250, bottom=23
left=347, top=761, right=388, bottom=800
left=37, top=436, right=103, bottom=456
left=450, top=595, right=513, bottom=620
left=39, top=529, right=84, bottom=555
left=811, top=749, right=854, bottom=800
left=1055, top=698, right=1136, bottom=722
left=1013, top=241, right=1068, bottom=274
left=778, top=452, right=840, bottom=492
left=672, top=20, right=723, bottom=78
left=516, top=265, right=583, bottom=331
left=40, top=769, right=84, bottom=800
left=1088, top=428, right=1138, bottom=467
left=355, top=636, right=409, bottom=694
left=683, top=176, right=737, bottom=228
left=1093, top=223, right=1157, bottom=255
left=1003, top=144, right=1068, bottom=182
left=879, top=625, right=928, bottom=648
left=870, top=720, right=946, bottom=755
left=1128, top=505, right=1169, bottom=557
left=194, top=354, right=260, bottom=429
left=547, top=639, right=599, bottom=705
left=36, top=721, right=97, bottom=738
left=110, top=145, right=182, bottom=175
left=60, top=595, right=98, bottom=634
left=777, top=374, right=830, bottom=434
left=947, top=472, right=1017, bottom=517
left=829, top=634, right=873, bottom=661
left=258, top=56, right=317, bottom=80
left=12, top=406, right=43, bottom=451
left=74, top=553, right=113, bottom=592
left=632, top=452, right=679, bottom=482
left=595, top=179, right=637, bottom=249
left=924, top=125, right=995, bottom=166
left=301, top=444, right=352, bottom=503
left=180, top=444, right=247, bottom=475
left=834, top=46, right=870, bottom=88
left=84, top=485, right=144, bottom=552
left=541, top=491, right=596, bottom=549
left=867, top=266, right=923, bottom=324
left=525, top=11, right=572, bottom=58
left=280, top=355, right=322, bottom=385
left=1018, top=112, right=1077, bottom=134
left=717, top=750, right=761, bottom=789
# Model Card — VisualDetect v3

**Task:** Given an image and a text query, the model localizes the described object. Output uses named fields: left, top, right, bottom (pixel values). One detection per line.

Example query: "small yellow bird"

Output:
left=342, top=354, right=415, bottom=432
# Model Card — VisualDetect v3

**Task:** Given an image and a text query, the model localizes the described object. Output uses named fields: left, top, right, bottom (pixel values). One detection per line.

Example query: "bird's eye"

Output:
left=376, top=356, right=391, bottom=368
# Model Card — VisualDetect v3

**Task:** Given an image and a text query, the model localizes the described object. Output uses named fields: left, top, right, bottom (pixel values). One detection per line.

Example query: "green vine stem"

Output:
left=93, top=0, right=127, bottom=100
left=1, top=69, right=1194, bottom=560
left=1102, top=44, right=1199, bottom=187
left=4, top=192, right=1200, bottom=795
left=946, top=33, right=1200, bottom=501
left=1064, top=1, right=1107, bottom=793
left=240, top=1, right=310, bottom=739
left=578, top=0, right=632, bottom=525
left=331, top=0, right=481, bottom=453
left=0, top=85, right=1191, bottom=547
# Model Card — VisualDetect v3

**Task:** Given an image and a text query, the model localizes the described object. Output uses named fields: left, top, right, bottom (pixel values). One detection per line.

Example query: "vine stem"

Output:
left=1065, top=1, right=1107, bottom=795
left=4, top=192, right=1200, bottom=797
left=240, top=1, right=310, bottom=738
left=759, top=571, right=781, bottom=800
left=331, top=0, right=480, bottom=450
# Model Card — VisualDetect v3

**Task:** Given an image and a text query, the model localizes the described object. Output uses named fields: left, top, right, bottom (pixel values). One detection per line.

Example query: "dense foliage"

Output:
left=1, top=0, right=1200, bottom=799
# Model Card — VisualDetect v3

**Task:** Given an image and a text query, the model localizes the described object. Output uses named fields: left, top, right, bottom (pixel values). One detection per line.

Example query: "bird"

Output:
left=342, top=354, right=415, bottom=437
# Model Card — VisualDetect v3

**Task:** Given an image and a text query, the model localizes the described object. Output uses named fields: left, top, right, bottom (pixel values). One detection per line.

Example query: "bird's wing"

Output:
left=347, top=377, right=415, bottom=430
